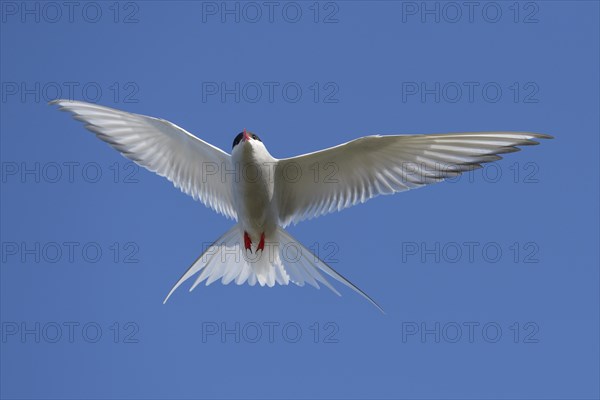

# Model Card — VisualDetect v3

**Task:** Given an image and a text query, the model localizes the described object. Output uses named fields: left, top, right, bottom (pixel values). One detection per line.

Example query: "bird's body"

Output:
left=51, top=99, right=552, bottom=311
left=231, top=134, right=278, bottom=250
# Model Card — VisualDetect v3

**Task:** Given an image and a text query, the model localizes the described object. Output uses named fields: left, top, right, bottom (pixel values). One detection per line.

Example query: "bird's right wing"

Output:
left=51, top=100, right=237, bottom=220
left=275, top=132, right=552, bottom=227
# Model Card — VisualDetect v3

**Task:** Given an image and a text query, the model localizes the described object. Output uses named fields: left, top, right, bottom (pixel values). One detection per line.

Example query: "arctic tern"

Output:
left=51, top=99, right=552, bottom=311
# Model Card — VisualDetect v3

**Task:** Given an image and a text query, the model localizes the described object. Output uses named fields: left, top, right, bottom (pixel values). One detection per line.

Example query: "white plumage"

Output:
left=51, top=99, right=552, bottom=311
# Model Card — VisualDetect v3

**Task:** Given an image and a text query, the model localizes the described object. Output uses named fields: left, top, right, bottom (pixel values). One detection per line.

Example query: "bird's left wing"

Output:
left=275, top=132, right=552, bottom=227
left=51, top=100, right=237, bottom=220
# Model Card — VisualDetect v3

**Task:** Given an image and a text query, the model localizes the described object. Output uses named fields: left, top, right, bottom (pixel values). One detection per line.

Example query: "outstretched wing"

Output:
left=275, top=132, right=552, bottom=227
left=51, top=100, right=237, bottom=220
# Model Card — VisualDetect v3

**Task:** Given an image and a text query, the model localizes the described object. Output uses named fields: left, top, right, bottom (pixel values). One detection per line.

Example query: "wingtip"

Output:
left=48, top=99, right=72, bottom=109
left=516, top=133, right=553, bottom=147
left=49, top=99, right=86, bottom=108
left=534, top=133, right=554, bottom=140
left=525, top=132, right=554, bottom=141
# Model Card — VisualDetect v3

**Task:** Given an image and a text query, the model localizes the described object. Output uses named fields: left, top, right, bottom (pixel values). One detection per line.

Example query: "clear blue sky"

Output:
left=1, top=1, right=598, bottom=399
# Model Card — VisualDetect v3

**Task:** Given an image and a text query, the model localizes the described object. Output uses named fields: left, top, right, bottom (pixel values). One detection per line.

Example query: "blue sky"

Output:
left=1, top=1, right=598, bottom=399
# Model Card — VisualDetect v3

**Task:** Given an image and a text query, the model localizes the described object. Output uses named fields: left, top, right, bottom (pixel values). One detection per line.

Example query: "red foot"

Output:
left=257, top=232, right=265, bottom=252
left=244, top=231, right=252, bottom=252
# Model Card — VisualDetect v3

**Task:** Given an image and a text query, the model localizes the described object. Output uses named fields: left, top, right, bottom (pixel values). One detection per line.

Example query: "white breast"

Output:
left=230, top=141, right=279, bottom=240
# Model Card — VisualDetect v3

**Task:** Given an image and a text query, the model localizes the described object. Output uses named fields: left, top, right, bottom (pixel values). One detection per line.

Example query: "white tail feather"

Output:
left=163, top=224, right=384, bottom=312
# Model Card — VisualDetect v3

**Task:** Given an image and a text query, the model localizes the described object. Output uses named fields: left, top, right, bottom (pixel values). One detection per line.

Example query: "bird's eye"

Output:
left=232, top=132, right=244, bottom=149
left=252, top=134, right=261, bottom=142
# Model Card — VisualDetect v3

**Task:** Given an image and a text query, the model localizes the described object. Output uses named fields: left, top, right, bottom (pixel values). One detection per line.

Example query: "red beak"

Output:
left=243, top=128, right=251, bottom=141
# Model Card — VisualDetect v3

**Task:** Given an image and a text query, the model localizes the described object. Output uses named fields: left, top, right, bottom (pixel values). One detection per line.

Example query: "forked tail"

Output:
left=163, top=224, right=384, bottom=312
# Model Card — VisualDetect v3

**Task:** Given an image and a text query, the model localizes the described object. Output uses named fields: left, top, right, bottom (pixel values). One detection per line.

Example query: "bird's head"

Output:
left=232, top=128, right=264, bottom=153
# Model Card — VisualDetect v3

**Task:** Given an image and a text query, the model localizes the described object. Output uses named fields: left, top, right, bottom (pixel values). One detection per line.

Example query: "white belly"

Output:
left=231, top=144, right=278, bottom=241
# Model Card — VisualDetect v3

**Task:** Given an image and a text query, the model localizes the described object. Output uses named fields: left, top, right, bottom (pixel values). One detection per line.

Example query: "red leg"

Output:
left=244, top=231, right=252, bottom=252
left=257, top=232, right=265, bottom=252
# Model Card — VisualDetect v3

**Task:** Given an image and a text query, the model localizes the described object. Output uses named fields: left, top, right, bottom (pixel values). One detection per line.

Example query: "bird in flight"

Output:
left=51, top=100, right=552, bottom=311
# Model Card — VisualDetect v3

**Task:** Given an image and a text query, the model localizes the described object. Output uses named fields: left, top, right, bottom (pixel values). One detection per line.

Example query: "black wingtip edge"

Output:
left=533, top=133, right=554, bottom=140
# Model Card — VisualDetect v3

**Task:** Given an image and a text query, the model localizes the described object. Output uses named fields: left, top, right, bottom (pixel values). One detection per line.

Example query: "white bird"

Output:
left=51, top=99, right=552, bottom=311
